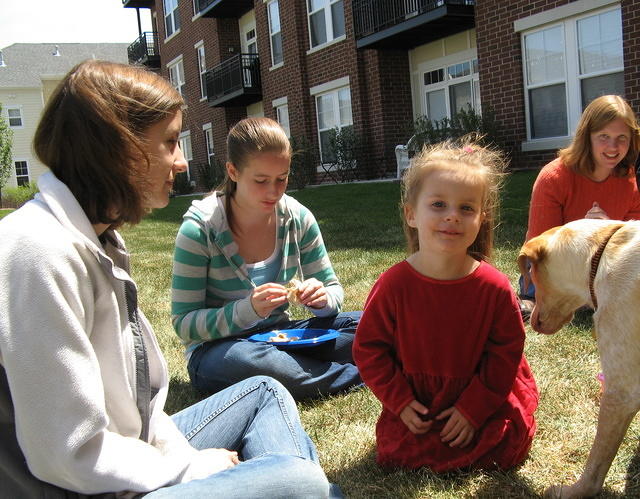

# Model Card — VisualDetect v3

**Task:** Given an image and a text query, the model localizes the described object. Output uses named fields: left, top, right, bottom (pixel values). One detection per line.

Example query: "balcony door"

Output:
left=239, top=11, right=257, bottom=87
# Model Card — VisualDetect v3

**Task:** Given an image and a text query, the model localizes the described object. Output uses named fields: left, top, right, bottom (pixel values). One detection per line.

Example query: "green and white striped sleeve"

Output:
left=170, top=218, right=262, bottom=346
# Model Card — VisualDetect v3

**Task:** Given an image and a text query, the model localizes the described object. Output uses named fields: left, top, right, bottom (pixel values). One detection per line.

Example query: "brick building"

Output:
left=122, top=0, right=638, bottom=186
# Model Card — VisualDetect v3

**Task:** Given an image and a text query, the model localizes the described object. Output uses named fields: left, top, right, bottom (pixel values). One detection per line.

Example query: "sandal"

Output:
left=518, top=298, right=535, bottom=323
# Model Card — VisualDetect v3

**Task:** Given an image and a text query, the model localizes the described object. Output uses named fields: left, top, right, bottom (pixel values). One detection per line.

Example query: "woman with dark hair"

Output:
left=519, top=94, right=640, bottom=309
left=0, top=60, right=332, bottom=498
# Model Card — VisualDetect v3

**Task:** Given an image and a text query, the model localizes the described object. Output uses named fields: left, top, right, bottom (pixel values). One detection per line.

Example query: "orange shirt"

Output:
left=526, top=158, right=640, bottom=241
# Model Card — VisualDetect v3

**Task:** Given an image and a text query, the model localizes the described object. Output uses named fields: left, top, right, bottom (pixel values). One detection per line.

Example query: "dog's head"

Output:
left=517, top=225, right=587, bottom=335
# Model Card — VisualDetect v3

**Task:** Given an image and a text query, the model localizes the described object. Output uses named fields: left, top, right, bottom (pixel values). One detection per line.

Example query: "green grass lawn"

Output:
left=0, top=208, right=14, bottom=220
left=121, top=172, right=640, bottom=498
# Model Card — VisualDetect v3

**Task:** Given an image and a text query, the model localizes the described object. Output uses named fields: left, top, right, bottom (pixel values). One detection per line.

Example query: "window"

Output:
left=14, top=161, right=29, bottom=186
left=203, top=124, right=215, bottom=165
left=522, top=7, right=623, bottom=140
left=196, top=42, right=207, bottom=98
left=268, top=1, right=283, bottom=66
left=315, top=86, right=352, bottom=163
left=276, top=104, right=290, bottom=137
left=422, top=58, right=480, bottom=123
left=179, top=131, right=193, bottom=181
left=163, top=0, right=180, bottom=38
left=307, top=0, right=345, bottom=49
left=7, top=107, right=23, bottom=128
left=168, top=57, right=186, bottom=97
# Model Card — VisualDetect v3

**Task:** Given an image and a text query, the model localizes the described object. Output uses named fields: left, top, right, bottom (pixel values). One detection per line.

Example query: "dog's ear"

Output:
left=518, top=237, right=548, bottom=290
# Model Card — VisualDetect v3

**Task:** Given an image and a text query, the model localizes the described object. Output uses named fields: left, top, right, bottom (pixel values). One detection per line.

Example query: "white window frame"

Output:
left=195, top=41, right=207, bottom=100
left=179, top=130, right=193, bottom=182
left=203, top=122, right=215, bottom=164
left=14, top=160, right=29, bottom=186
left=268, top=0, right=283, bottom=67
left=6, top=106, right=23, bottom=128
left=517, top=1, right=622, bottom=151
left=273, top=96, right=290, bottom=137
left=307, top=0, right=346, bottom=51
left=310, top=77, right=353, bottom=165
left=420, top=52, right=480, bottom=123
left=167, top=55, right=186, bottom=97
left=163, top=0, right=180, bottom=40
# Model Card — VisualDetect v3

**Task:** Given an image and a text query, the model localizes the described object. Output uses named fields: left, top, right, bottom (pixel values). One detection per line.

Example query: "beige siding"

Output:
left=246, top=101, right=264, bottom=117
left=408, top=29, right=477, bottom=120
left=0, top=87, right=49, bottom=188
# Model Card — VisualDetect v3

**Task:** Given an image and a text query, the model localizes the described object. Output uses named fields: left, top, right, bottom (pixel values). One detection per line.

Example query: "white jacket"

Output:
left=0, top=172, right=216, bottom=496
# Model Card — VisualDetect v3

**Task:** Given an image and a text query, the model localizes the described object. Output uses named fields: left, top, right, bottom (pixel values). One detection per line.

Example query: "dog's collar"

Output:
left=589, top=225, right=622, bottom=310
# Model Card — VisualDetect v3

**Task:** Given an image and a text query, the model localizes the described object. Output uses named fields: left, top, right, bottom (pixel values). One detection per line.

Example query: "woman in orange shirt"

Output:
left=520, top=95, right=640, bottom=309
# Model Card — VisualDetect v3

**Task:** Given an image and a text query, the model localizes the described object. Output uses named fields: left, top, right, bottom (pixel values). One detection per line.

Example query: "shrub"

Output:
left=289, top=135, right=318, bottom=190
left=172, top=171, right=194, bottom=196
left=1, top=182, right=38, bottom=208
left=409, top=106, right=502, bottom=155
left=325, top=126, right=372, bottom=183
left=195, top=158, right=226, bottom=192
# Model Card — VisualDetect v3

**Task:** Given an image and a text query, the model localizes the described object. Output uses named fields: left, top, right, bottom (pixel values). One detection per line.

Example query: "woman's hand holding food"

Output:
left=296, top=278, right=328, bottom=309
left=251, top=283, right=287, bottom=318
left=585, top=201, right=609, bottom=220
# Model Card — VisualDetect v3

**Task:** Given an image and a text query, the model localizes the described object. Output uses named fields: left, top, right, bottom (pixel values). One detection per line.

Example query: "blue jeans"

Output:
left=188, top=312, right=362, bottom=400
left=145, top=376, right=330, bottom=498
left=518, top=273, right=536, bottom=300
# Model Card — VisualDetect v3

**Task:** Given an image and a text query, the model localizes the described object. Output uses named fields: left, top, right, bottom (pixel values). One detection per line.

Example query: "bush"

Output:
left=172, top=171, right=194, bottom=196
left=325, top=126, right=372, bottom=183
left=409, top=106, right=502, bottom=155
left=289, top=135, right=318, bottom=190
left=1, top=182, right=38, bottom=208
left=195, top=158, right=225, bottom=192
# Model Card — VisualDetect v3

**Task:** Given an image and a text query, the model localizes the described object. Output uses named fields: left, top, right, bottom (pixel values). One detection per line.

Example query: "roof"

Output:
left=0, top=43, right=129, bottom=88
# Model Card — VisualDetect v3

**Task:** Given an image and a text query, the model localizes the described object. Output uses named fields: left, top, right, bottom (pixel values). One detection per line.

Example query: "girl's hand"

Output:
left=297, top=278, right=328, bottom=309
left=585, top=202, right=609, bottom=220
left=436, top=407, right=475, bottom=448
left=187, top=448, right=240, bottom=480
left=251, top=283, right=287, bottom=318
left=399, top=400, right=432, bottom=435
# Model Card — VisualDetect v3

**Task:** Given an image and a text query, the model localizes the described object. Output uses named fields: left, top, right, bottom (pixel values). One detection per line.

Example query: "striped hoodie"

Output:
left=171, top=192, right=343, bottom=350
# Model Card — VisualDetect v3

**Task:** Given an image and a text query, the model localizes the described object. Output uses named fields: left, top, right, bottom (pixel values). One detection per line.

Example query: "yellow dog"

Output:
left=519, top=218, right=640, bottom=498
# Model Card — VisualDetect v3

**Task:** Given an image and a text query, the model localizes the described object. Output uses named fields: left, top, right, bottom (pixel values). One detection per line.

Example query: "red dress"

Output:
left=353, top=260, right=538, bottom=472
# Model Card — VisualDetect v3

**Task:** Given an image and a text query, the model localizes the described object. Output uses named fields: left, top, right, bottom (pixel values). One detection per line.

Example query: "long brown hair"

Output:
left=33, top=59, right=184, bottom=226
left=401, top=136, right=507, bottom=261
left=559, top=95, right=640, bottom=178
left=219, top=117, right=291, bottom=231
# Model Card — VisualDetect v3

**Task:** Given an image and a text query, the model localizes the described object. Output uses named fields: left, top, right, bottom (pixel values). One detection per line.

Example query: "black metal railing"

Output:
left=197, top=0, right=216, bottom=12
left=196, top=0, right=253, bottom=17
left=353, top=0, right=475, bottom=39
left=122, top=0, right=155, bottom=7
left=205, top=53, right=261, bottom=105
left=127, top=32, right=160, bottom=67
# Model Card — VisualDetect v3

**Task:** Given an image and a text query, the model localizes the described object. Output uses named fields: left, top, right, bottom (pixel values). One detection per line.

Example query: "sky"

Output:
left=0, top=0, right=153, bottom=50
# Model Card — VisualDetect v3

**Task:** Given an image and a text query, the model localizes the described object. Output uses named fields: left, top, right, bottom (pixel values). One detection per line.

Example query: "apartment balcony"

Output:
left=196, top=0, right=254, bottom=18
left=127, top=32, right=161, bottom=68
left=353, top=0, right=475, bottom=50
left=205, top=53, right=262, bottom=107
left=122, top=0, right=155, bottom=8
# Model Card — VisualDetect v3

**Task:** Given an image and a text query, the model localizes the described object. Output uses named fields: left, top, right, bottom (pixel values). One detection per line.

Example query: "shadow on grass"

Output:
left=165, top=375, right=202, bottom=415
left=622, top=441, right=640, bottom=498
left=333, top=446, right=539, bottom=498
left=571, top=307, right=594, bottom=331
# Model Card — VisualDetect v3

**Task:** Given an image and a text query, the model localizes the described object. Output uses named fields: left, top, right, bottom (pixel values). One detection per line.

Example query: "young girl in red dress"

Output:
left=353, top=138, right=538, bottom=472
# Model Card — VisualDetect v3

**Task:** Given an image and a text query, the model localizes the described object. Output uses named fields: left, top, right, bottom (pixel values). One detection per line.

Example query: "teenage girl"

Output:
left=353, top=139, right=539, bottom=471
left=171, top=117, right=361, bottom=400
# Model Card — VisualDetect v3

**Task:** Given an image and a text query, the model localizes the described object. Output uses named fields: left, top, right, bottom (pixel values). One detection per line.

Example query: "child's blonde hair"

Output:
left=401, top=135, right=507, bottom=261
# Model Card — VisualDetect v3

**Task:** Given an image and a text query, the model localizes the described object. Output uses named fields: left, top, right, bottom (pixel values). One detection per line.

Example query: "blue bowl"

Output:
left=247, top=328, right=339, bottom=349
